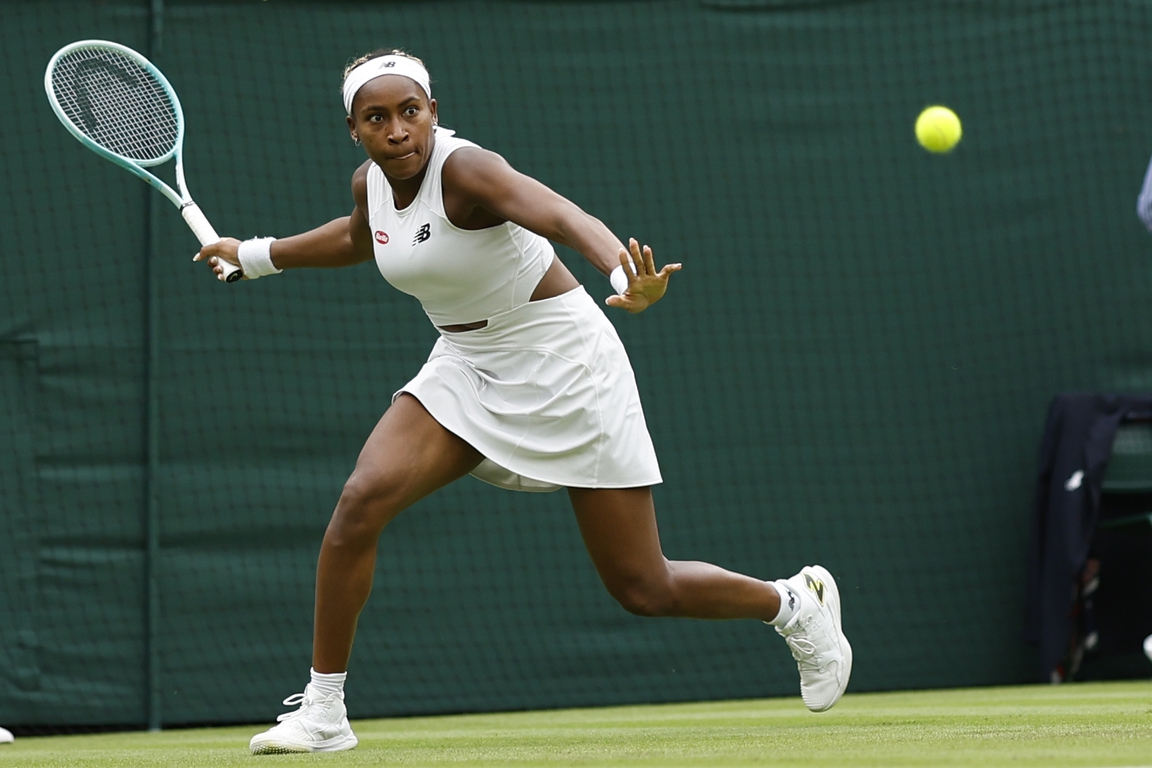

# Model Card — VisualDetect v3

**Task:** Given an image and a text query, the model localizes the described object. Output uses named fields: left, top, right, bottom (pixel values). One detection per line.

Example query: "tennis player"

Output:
left=197, top=50, right=851, bottom=755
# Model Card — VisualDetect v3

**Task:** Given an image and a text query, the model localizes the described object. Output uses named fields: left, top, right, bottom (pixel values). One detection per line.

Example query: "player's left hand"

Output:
left=605, top=238, right=682, bottom=314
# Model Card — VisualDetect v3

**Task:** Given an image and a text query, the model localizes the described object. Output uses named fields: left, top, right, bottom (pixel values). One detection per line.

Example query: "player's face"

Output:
left=348, top=76, right=437, bottom=182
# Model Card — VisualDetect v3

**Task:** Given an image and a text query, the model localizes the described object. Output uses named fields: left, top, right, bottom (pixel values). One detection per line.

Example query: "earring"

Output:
left=352, top=136, right=361, bottom=146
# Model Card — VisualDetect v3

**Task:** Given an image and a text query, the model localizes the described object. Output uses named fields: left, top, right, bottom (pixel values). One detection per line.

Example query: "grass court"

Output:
left=1, top=680, right=1149, bottom=767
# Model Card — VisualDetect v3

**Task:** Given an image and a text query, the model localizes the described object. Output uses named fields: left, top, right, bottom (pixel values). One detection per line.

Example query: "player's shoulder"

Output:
left=351, top=158, right=375, bottom=187
left=442, top=144, right=512, bottom=192
left=351, top=159, right=375, bottom=207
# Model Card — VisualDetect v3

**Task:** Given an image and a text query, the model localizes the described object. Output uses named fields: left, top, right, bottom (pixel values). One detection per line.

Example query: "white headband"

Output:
left=342, top=56, right=432, bottom=116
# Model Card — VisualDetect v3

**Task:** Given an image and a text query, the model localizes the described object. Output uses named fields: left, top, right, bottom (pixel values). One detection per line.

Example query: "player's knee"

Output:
left=327, top=475, right=402, bottom=544
left=607, top=576, right=675, bottom=618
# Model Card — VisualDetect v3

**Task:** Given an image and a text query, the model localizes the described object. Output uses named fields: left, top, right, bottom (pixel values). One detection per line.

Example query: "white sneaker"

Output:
left=774, top=565, right=852, bottom=712
left=0, top=726, right=12, bottom=744
left=249, top=684, right=358, bottom=754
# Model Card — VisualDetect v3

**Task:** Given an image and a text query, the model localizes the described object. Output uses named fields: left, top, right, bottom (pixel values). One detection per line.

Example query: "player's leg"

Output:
left=313, top=393, right=483, bottom=672
left=568, top=486, right=851, bottom=712
left=567, top=486, right=780, bottom=620
left=251, top=394, right=482, bottom=754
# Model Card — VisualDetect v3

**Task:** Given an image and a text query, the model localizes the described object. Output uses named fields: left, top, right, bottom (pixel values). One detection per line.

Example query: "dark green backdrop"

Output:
left=3, top=0, right=1152, bottom=729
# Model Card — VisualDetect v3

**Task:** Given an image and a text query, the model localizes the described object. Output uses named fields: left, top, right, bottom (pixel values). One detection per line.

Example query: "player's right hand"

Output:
left=194, top=237, right=243, bottom=281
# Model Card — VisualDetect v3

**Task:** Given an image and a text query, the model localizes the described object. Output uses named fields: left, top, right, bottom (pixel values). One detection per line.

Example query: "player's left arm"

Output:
left=443, top=147, right=681, bottom=312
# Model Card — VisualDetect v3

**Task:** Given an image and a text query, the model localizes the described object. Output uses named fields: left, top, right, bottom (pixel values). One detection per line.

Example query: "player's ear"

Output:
left=429, top=98, right=438, bottom=126
left=346, top=115, right=358, bottom=144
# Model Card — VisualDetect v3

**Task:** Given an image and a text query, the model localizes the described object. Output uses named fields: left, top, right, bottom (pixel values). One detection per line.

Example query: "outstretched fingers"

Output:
left=626, top=237, right=657, bottom=278
left=624, top=237, right=682, bottom=284
left=604, top=238, right=683, bottom=313
left=639, top=239, right=658, bottom=276
left=628, top=238, right=645, bottom=276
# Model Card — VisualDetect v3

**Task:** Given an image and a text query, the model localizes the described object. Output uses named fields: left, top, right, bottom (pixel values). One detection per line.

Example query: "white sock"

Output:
left=309, top=667, right=347, bottom=699
left=766, top=580, right=801, bottom=627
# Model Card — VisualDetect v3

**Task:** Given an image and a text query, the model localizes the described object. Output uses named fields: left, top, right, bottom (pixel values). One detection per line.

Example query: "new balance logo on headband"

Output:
left=413, top=224, right=431, bottom=244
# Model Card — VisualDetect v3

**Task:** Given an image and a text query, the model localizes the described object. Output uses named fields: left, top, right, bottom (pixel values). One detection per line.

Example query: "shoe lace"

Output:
left=783, top=633, right=820, bottom=672
left=781, top=617, right=829, bottom=673
left=275, top=691, right=314, bottom=723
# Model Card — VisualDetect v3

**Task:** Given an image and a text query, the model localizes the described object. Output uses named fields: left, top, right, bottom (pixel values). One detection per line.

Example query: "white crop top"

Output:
left=365, top=128, right=555, bottom=327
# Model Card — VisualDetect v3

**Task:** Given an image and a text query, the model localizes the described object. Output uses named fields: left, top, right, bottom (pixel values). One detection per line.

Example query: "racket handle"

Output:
left=182, top=202, right=243, bottom=283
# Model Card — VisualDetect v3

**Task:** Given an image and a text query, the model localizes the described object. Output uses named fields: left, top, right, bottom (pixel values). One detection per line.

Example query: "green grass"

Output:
left=2, top=681, right=1151, bottom=767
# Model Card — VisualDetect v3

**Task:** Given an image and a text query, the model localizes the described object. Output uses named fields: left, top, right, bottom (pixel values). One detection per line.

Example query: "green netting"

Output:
left=4, top=0, right=1152, bottom=730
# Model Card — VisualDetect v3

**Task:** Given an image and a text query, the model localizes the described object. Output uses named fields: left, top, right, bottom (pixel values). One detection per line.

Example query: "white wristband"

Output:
left=609, top=265, right=629, bottom=296
left=237, top=237, right=281, bottom=279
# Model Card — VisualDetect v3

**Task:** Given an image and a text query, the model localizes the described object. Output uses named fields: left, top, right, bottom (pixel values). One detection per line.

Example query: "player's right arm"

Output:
left=195, top=161, right=375, bottom=276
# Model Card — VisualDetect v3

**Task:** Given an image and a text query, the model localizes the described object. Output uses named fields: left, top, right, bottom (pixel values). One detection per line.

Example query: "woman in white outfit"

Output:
left=197, top=49, right=851, bottom=755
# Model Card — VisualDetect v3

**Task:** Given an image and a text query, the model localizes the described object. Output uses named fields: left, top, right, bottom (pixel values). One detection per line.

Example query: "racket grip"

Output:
left=182, top=202, right=243, bottom=283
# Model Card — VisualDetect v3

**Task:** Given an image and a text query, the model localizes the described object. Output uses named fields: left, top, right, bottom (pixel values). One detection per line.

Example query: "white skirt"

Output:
left=394, top=286, right=662, bottom=492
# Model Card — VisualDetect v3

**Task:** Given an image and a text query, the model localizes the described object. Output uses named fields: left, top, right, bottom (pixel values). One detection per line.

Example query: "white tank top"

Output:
left=365, top=128, right=555, bottom=327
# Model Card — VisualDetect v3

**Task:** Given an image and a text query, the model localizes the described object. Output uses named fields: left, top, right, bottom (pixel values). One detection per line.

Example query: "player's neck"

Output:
left=386, top=166, right=429, bottom=210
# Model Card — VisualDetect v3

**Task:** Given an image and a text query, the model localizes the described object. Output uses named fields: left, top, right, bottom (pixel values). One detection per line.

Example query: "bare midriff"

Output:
left=437, top=255, right=581, bottom=333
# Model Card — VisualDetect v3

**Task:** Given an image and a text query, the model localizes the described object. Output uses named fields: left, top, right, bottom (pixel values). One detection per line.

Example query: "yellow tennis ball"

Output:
left=915, top=106, right=962, bottom=153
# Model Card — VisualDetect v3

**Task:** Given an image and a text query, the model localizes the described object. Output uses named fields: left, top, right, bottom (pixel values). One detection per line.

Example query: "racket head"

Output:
left=44, top=40, right=184, bottom=169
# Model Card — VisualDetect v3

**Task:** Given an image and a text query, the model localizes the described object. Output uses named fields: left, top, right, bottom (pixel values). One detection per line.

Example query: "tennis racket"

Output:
left=44, top=39, right=241, bottom=282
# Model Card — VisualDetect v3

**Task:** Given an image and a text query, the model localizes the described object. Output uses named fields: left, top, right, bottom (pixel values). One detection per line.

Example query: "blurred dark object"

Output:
left=1026, top=393, right=1152, bottom=682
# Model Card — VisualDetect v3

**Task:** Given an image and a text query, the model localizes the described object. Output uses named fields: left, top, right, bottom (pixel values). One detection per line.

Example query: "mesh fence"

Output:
left=3, top=0, right=1152, bottom=729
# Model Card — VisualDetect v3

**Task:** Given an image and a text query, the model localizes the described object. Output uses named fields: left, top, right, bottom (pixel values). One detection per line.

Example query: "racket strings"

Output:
left=50, top=48, right=179, bottom=162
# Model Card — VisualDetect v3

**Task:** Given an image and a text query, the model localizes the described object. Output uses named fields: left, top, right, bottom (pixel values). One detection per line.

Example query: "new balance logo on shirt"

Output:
left=413, top=223, right=431, bottom=244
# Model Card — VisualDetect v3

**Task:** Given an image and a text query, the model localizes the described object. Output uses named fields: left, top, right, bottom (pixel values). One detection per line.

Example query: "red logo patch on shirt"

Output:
left=374, top=230, right=389, bottom=244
